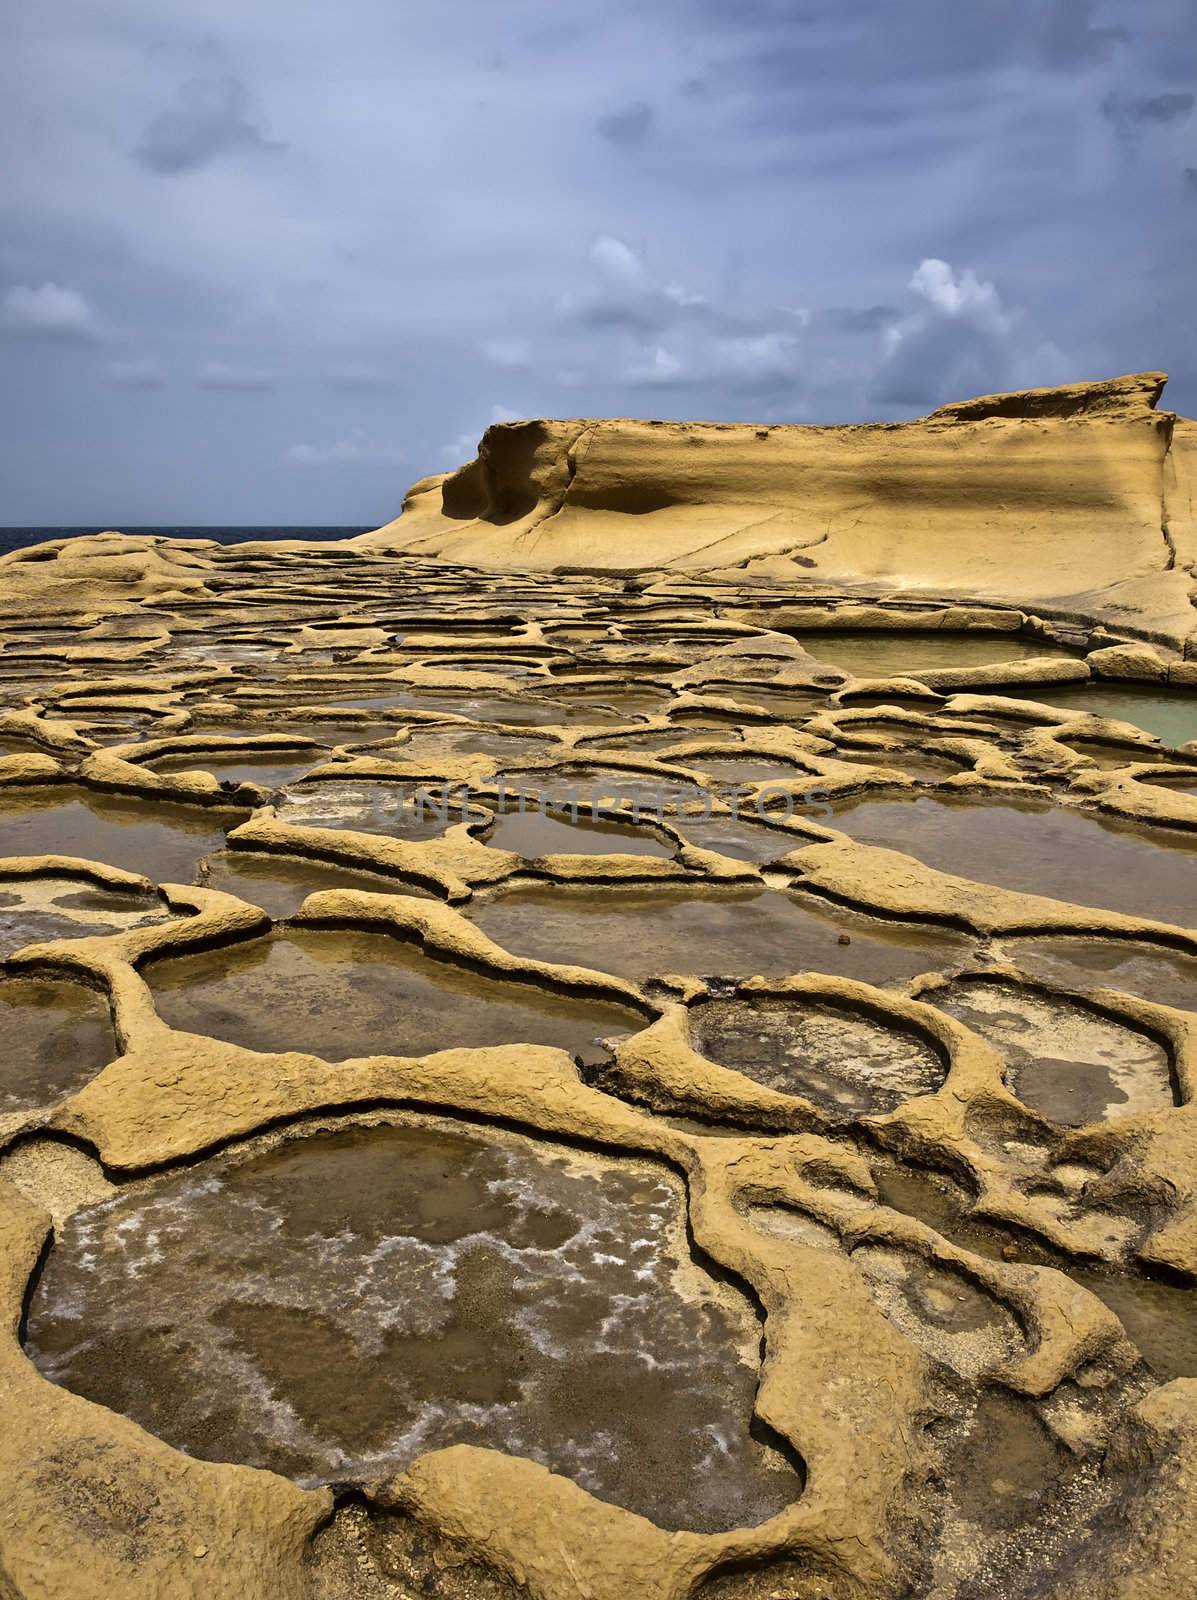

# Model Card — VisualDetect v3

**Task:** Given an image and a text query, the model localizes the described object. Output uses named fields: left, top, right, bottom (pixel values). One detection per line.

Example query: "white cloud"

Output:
left=104, top=356, right=164, bottom=388
left=441, top=432, right=482, bottom=466
left=287, top=429, right=405, bottom=466
left=588, top=235, right=644, bottom=285
left=465, top=240, right=1073, bottom=423
left=907, top=258, right=1012, bottom=336
left=548, top=238, right=813, bottom=398
left=196, top=361, right=276, bottom=390
left=1, top=282, right=99, bottom=340
left=717, top=330, right=804, bottom=381
left=873, top=256, right=1072, bottom=411
left=622, top=329, right=806, bottom=391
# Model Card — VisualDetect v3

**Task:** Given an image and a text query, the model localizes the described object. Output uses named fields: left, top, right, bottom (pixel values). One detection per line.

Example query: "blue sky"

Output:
left=2, top=0, right=1195, bottom=524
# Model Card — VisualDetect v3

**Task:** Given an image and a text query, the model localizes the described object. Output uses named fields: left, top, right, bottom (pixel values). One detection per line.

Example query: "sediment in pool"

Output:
left=0, top=975, right=115, bottom=1112
left=199, top=851, right=436, bottom=919
left=24, top=1115, right=799, bottom=1532
left=149, top=753, right=323, bottom=790
left=275, top=781, right=473, bottom=839
left=0, top=878, right=181, bottom=956
left=144, top=927, right=646, bottom=1063
left=689, top=992, right=946, bottom=1117
left=0, top=788, right=238, bottom=881
left=1000, top=937, right=1197, bottom=1013
left=789, top=630, right=1080, bottom=678
left=689, top=757, right=822, bottom=790
left=827, top=793, right=1197, bottom=923
left=871, top=1160, right=1197, bottom=1382
left=481, top=803, right=676, bottom=859
left=398, top=728, right=560, bottom=764
left=671, top=815, right=810, bottom=863
left=1026, top=683, right=1197, bottom=748
left=929, top=977, right=1176, bottom=1124
left=463, top=883, right=973, bottom=983
left=497, top=763, right=708, bottom=813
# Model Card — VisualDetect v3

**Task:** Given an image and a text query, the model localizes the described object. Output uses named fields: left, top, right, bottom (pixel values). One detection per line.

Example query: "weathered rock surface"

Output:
left=360, top=373, right=1197, bottom=645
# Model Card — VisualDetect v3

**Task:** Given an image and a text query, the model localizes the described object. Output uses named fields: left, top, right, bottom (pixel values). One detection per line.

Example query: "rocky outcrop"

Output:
left=359, top=373, right=1197, bottom=645
left=0, top=531, right=216, bottom=615
left=924, top=370, right=1170, bottom=421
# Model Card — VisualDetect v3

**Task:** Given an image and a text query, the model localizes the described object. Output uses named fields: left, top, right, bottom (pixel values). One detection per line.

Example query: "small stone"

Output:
left=837, top=933, right=851, bottom=946
left=191, top=1544, right=208, bottom=1559
left=1001, top=1243, right=1019, bottom=1262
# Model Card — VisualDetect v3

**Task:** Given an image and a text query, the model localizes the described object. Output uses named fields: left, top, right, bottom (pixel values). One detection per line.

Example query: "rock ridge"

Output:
left=358, top=373, right=1196, bottom=645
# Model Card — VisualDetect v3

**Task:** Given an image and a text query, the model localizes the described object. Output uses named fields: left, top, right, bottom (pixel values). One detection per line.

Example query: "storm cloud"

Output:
left=135, top=70, right=283, bottom=175
left=1, top=0, right=1195, bottom=523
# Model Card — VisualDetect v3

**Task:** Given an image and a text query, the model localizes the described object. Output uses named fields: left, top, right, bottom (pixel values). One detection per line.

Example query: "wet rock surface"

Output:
left=690, top=994, right=946, bottom=1117
left=932, top=978, right=1176, bottom=1124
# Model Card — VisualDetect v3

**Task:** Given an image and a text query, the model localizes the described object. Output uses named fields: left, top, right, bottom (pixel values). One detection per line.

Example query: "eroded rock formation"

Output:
left=362, top=373, right=1197, bottom=645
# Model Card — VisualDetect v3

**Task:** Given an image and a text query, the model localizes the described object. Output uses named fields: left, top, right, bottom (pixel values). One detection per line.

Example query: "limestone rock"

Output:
left=1088, top=644, right=1169, bottom=682
left=359, top=372, right=1197, bottom=643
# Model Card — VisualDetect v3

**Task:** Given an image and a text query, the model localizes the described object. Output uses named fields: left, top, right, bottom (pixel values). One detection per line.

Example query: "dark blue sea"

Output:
left=0, top=527, right=370, bottom=558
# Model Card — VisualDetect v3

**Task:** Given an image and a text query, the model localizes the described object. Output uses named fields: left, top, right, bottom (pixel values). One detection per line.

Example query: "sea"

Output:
left=0, top=527, right=370, bottom=558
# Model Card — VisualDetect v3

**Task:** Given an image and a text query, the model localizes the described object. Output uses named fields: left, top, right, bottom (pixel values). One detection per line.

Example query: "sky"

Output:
left=2, top=0, right=1196, bottom=526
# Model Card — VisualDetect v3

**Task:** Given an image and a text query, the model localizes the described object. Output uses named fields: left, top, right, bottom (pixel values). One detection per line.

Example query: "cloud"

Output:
left=1036, top=0, right=1128, bottom=69
left=906, top=258, right=1012, bottom=335
left=570, top=246, right=1067, bottom=425
left=547, top=236, right=815, bottom=399
left=287, top=429, right=405, bottom=466
left=195, top=361, right=276, bottom=391
left=134, top=72, right=282, bottom=175
left=811, top=306, right=901, bottom=334
left=105, top=357, right=164, bottom=388
left=622, top=345, right=685, bottom=385
left=1, top=282, right=99, bottom=341
left=589, top=235, right=645, bottom=285
left=622, top=329, right=805, bottom=392
left=596, top=100, right=655, bottom=146
left=1128, top=91, right=1195, bottom=125
left=561, top=238, right=728, bottom=336
left=873, top=257, right=1073, bottom=411
left=1101, top=88, right=1196, bottom=136
left=550, top=244, right=685, bottom=354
